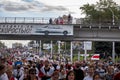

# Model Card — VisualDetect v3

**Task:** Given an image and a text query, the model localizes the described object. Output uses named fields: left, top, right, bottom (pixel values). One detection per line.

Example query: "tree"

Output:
left=115, top=42, right=120, bottom=55
left=94, top=41, right=112, bottom=54
left=0, top=41, right=6, bottom=48
left=80, top=0, right=120, bottom=24
left=80, top=0, right=120, bottom=55
left=80, top=3, right=99, bottom=19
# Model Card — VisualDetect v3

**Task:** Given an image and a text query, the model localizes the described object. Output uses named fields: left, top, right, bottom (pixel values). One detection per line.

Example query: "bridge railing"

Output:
left=76, top=18, right=120, bottom=29
left=0, top=17, right=120, bottom=26
left=77, top=18, right=120, bottom=25
left=0, top=17, right=50, bottom=24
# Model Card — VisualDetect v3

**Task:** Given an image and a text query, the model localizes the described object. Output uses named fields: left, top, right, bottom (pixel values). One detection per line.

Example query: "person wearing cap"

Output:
left=0, top=64, right=9, bottom=80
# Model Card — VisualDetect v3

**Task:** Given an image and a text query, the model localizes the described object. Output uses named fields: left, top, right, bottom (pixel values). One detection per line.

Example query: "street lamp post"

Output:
left=107, top=8, right=116, bottom=62
left=100, top=7, right=115, bottom=62
left=108, top=8, right=115, bottom=25
left=108, top=8, right=116, bottom=62
left=112, top=42, right=115, bottom=62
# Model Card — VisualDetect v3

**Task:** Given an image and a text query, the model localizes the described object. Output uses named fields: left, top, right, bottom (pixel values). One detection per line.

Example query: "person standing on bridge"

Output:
left=68, top=14, right=72, bottom=24
left=49, top=18, right=53, bottom=24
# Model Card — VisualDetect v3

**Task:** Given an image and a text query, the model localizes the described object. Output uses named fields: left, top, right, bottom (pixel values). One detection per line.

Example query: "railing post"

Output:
left=42, top=18, right=44, bottom=23
left=33, top=18, right=34, bottom=23
left=5, top=17, right=7, bottom=23
left=14, top=17, right=16, bottom=23
left=24, top=17, right=25, bottom=23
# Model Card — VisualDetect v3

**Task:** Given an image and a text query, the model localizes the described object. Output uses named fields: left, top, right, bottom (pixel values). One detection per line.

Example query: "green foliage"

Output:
left=53, top=44, right=58, bottom=52
left=80, top=0, right=120, bottom=22
left=0, top=41, right=5, bottom=48
left=28, top=40, right=34, bottom=45
left=94, top=41, right=112, bottom=54
left=115, top=42, right=120, bottom=54
left=80, top=4, right=96, bottom=18
left=80, top=0, right=120, bottom=55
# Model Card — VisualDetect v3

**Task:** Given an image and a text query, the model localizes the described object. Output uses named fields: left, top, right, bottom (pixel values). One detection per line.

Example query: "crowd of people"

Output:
left=49, top=14, right=73, bottom=24
left=0, top=48, right=120, bottom=80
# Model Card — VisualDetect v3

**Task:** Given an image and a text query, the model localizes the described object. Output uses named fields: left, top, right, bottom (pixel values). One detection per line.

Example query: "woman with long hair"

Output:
left=66, top=71, right=75, bottom=80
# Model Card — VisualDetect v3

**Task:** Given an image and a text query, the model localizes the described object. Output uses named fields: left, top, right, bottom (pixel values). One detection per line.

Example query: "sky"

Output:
left=0, top=0, right=119, bottom=18
left=0, top=40, right=30, bottom=48
left=0, top=0, right=120, bottom=48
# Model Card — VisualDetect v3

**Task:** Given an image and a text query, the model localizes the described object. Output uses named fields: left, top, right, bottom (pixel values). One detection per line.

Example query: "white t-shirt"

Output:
left=0, top=73, right=9, bottom=80
left=83, top=75, right=93, bottom=80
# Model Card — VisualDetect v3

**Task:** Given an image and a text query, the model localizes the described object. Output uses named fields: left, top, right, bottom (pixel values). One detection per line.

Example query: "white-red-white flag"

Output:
left=91, top=54, right=100, bottom=60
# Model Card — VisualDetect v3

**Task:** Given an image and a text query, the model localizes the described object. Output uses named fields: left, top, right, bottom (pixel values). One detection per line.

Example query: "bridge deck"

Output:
left=0, top=17, right=120, bottom=41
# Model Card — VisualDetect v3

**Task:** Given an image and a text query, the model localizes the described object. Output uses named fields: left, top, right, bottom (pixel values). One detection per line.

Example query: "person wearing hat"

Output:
left=0, top=64, right=9, bottom=80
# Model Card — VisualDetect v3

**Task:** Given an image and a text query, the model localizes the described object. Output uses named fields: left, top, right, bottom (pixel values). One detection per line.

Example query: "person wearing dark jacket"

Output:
left=73, top=61, right=84, bottom=80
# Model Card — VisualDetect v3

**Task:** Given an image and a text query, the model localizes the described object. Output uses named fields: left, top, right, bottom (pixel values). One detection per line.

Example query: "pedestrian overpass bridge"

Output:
left=0, top=17, right=120, bottom=62
left=0, top=17, right=120, bottom=42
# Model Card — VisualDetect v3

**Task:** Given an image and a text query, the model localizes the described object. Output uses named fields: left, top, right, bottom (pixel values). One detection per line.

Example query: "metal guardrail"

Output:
left=75, top=18, right=120, bottom=29
left=0, top=17, right=77, bottom=24
left=0, top=17, right=50, bottom=24
left=0, top=17, right=120, bottom=29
